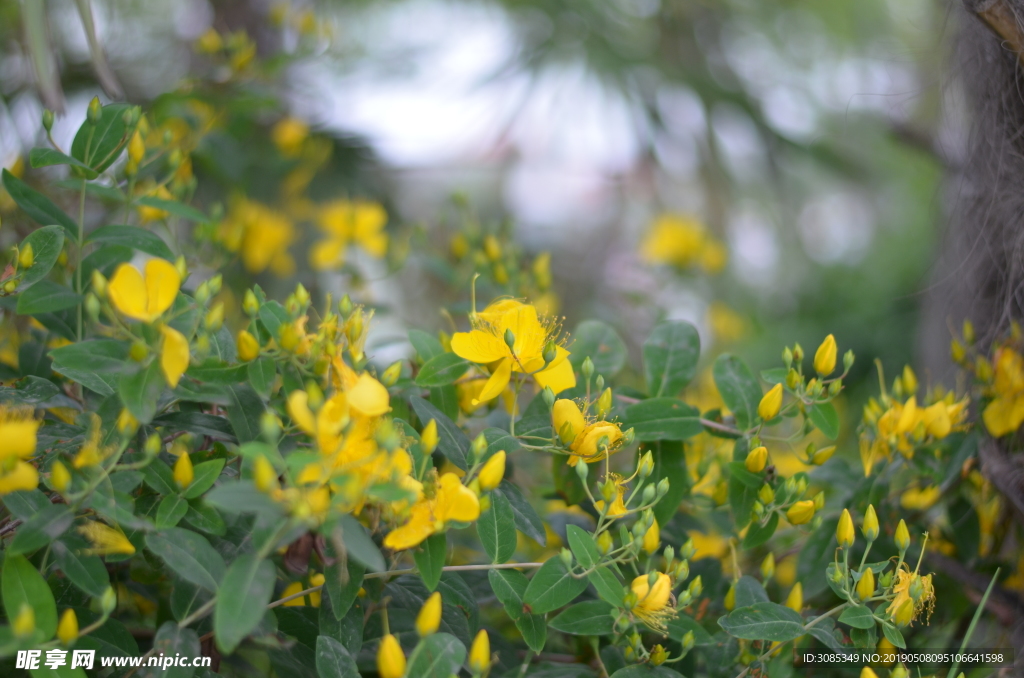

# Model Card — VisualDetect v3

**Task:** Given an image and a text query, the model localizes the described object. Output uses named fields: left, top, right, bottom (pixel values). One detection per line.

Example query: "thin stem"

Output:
left=77, top=179, right=86, bottom=340
left=946, top=568, right=1000, bottom=678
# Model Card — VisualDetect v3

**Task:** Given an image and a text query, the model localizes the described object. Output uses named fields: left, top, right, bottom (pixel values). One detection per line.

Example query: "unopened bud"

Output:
left=542, top=341, right=557, bottom=365
left=596, top=531, right=613, bottom=555
left=504, top=328, right=516, bottom=351
left=472, top=432, right=488, bottom=460
left=895, top=519, right=910, bottom=552
left=575, top=460, right=588, bottom=482
left=786, top=368, right=800, bottom=389
left=175, top=256, right=188, bottom=282
left=782, top=346, right=793, bottom=366
left=195, top=281, right=210, bottom=304
left=85, top=293, right=101, bottom=321
left=687, top=575, right=703, bottom=598
left=381, top=361, right=402, bottom=386
left=559, top=548, right=573, bottom=569
left=792, top=343, right=804, bottom=363
left=100, top=586, right=117, bottom=615
left=597, top=387, right=613, bottom=417
left=339, top=294, right=353, bottom=317
left=656, top=477, right=670, bottom=498
left=680, top=539, right=696, bottom=560
left=205, top=303, right=224, bottom=332
left=542, top=386, right=556, bottom=409
left=843, top=349, right=855, bottom=372
left=681, top=630, right=695, bottom=652
left=260, top=411, right=281, bottom=440
left=243, top=289, right=260, bottom=315
left=294, top=283, right=309, bottom=307
left=18, top=243, right=33, bottom=269
left=674, top=559, right=689, bottom=582
left=641, top=484, right=656, bottom=504
left=87, top=97, right=102, bottom=125
left=637, top=451, right=654, bottom=479
left=581, top=356, right=595, bottom=382
left=758, top=483, right=774, bottom=504
left=42, top=109, right=54, bottom=132
left=145, top=434, right=162, bottom=457
left=129, top=340, right=148, bottom=362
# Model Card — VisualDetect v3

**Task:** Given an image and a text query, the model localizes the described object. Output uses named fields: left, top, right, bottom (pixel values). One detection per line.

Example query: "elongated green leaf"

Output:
left=8, top=504, right=73, bottom=555
left=183, top=459, right=226, bottom=499
left=2, top=554, right=58, bottom=638
left=17, top=280, right=81, bottom=314
left=71, top=103, right=132, bottom=172
left=718, top=602, right=805, bottom=641
left=155, top=494, right=189, bottom=528
left=52, top=537, right=110, bottom=597
left=624, top=398, right=702, bottom=441
left=315, top=635, right=360, bottom=678
left=478, top=491, right=517, bottom=564
left=153, top=412, right=235, bottom=441
left=565, top=525, right=600, bottom=569
left=340, top=515, right=386, bottom=572
left=136, top=196, right=207, bottom=222
left=225, top=383, right=265, bottom=443
left=414, top=533, right=447, bottom=591
left=405, top=632, right=467, bottom=678
left=808, top=402, right=840, bottom=440
left=86, top=225, right=174, bottom=260
left=569, top=320, right=627, bottom=376
left=119, top=361, right=163, bottom=424
left=16, top=225, right=64, bottom=291
left=215, top=555, right=276, bottom=654
left=205, top=481, right=283, bottom=519
left=144, top=622, right=201, bottom=678
left=488, top=569, right=546, bottom=651
left=2, top=169, right=79, bottom=239
left=838, top=605, right=875, bottom=630
left=523, top=558, right=588, bottom=615
left=415, top=352, right=469, bottom=386
left=249, top=357, right=276, bottom=396
left=325, top=559, right=365, bottom=621
left=145, top=528, right=226, bottom=592
left=666, top=615, right=714, bottom=645
left=713, top=354, right=762, bottom=430
left=409, top=329, right=445, bottom=361
left=549, top=600, right=614, bottom=635
left=734, top=575, right=769, bottom=609
left=408, top=396, right=468, bottom=469
left=29, top=147, right=96, bottom=175
left=497, top=480, right=546, bottom=545
left=643, top=321, right=700, bottom=397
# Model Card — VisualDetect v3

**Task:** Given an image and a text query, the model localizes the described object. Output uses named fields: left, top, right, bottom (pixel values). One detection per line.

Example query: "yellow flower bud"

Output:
left=128, top=130, right=145, bottom=165
left=856, top=567, right=875, bottom=601
left=51, top=460, right=71, bottom=493
left=745, top=446, right=768, bottom=473
left=893, top=599, right=913, bottom=627
left=237, top=330, right=260, bottom=362
left=377, top=634, right=406, bottom=678
left=478, top=451, right=505, bottom=492
left=760, top=552, right=775, bottom=581
left=724, top=583, right=736, bottom=611
left=758, top=483, right=774, bottom=505
left=811, top=445, right=835, bottom=465
left=786, top=500, right=815, bottom=525
left=901, top=365, right=917, bottom=395
left=642, top=518, right=660, bottom=555
left=205, top=302, right=224, bottom=332
left=469, top=629, right=491, bottom=673
left=894, top=519, right=910, bottom=552
left=58, top=608, right=78, bottom=645
left=758, top=383, right=783, bottom=421
left=837, top=508, right=855, bottom=548
left=596, top=531, right=613, bottom=555
left=862, top=504, right=879, bottom=541
left=117, top=408, right=138, bottom=435
left=421, top=419, right=439, bottom=455
left=650, top=644, right=668, bottom=666
left=416, top=592, right=442, bottom=636
left=18, top=242, right=33, bottom=269
left=597, top=387, right=613, bottom=418
left=174, top=452, right=194, bottom=490
left=860, top=667, right=880, bottom=678
left=254, top=455, right=278, bottom=492
left=814, top=334, right=837, bottom=376
left=13, top=604, right=34, bottom=637
left=785, top=582, right=803, bottom=612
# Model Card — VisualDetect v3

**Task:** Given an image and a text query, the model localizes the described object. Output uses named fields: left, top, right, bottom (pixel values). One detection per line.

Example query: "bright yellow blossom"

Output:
left=57, top=609, right=78, bottom=645
left=594, top=473, right=629, bottom=518
left=451, top=299, right=575, bottom=404
left=983, top=347, right=1024, bottom=436
left=272, top=117, right=308, bottom=157
left=886, top=564, right=935, bottom=627
left=478, top=451, right=505, bottom=491
left=0, top=459, right=38, bottom=495
left=640, top=214, right=726, bottom=273
left=384, top=473, right=480, bottom=551
left=217, top=197, right=296, bottom=276
left=900, top=486, right=941, bottom=511
left=311, top=200, right=389, bottom=270
left=160, top=325, right=190, bottom=388
left=552, top=398, right=624, bottom=466
left=108, top=260, right=180, bottom=323
left=416, top=592, right=442, bottom=636
left=630, top=572, right=676, bottom=631
left=814, top=335, right=837, bottom=376
left=0, top=408, right=39, bottom=460
left=759, top=383, right=782, bottom=420
left=469, top=629, right=491, bottom=673
left=237, top=330, right=260, bottom=362
left=377, top=634, right=405, bottom=678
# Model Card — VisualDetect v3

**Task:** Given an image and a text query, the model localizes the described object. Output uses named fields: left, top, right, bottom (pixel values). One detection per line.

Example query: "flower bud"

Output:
left=57, top=608, right=78, bottom=645
left=243, top=289, right=260, bottom=316
left=129, top=340, right=149, bottom=362
left=416, top=592, right=442, bottom=636
left=724, top=583, right=736, bottom=610
left=879, top=571, right=892, bottom=588
left=581, top=356, right=594, bottom=382
left=597, top=387, right=613, bottom=417
left=862, top=504, right=879, bottom=541
left=100, top=586, right=117, bottom=615
left=785, top=582, right=803, bottom=612
left=472, top=432, right=488, bottom=460
left=761, top=552, right=775, bottom=581
left=13, top=604, right=34, bottom=637
left=752, top=501, right=765, bottom=519
left=641, top=484, right=656, bottom=505
left=205, top=302, right=224, bottom=332
left=650, top=644, right=668, bottom=666
left=812, top=490, right=825, bottom=510
left=18, top=243, right=33, bottom=270
left=294, top=282, right=309, bottom=307
left=174, top=452, right=194, bottom=490
left=680, top=538, right=696, bottom=560
left=478, top=451, right=505, bottom=491
left=600, top=479, right=616, bottom=502
left=87, top=97, right=102, bottom=124
left=377, top=634, right=405, bottom=678
left=597, top=531, right=613, bottom=555
left=595, top=375, right=605, bottom=391
left=83, top=293, right=100, bottom=321
left=559, top=548, right=573, bottom=569
left=237, top=330, right=260, bottom=362
left=260, top=411, right=281, bottom=440
left=811, top=445, right=835, bottom=465
left=759, top=383, right=783, bottom=421
left=782, top=346, right=793, bottom=366
left=786, top=368, right=801, bottom=389
left=42, top=109, right=54, bottom=132
left=758, top=483, right=775, bottom=504
left=895, top=519, right=910, bottom=552
left=681, top=631, right=695, bottom=652
left=173, top=256, right=188, bottom=283
left=674, top=559, right=689, bottom=582
left=786, top=500, right=815, bottom=525
left=656, top=477, right=670, bottom=498
left=50, top=460, right=71, bottom=493
left=745, top=446, right=768, bottom=473
left=814, top=334, right=837, bottom=375
left=836, top=508, right=855, bottom=548
left=542, top=386, right=556, bottom=409
left=469, top=629, right=491, bottom=673
left=637, top=451, right=654, bottom=479
left=622, top=427, right=635, bottom=446
left=503, top=328, right=516, bottom=351
left=542, top=341, right=557, bottom=365
left=381, top=361, right=402, bottom=386
left=893, top=599, right=913, bottom=627
left=575, top=459, right=588, bottom=482
left=856, top=567, right=875, bottom=601
left=792, top=343, right=804, bottom=363
left=687, top=575, right=703, bottom=598
left=421, top=419, right=438, bottom=455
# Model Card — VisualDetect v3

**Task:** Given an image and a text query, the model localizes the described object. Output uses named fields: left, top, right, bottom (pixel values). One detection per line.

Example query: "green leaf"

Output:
left=2, top=169, right=79, bottom=240
left=409, top=329, right=445, bottom=361
left=523, top=558, right=588, bottom=615
left=415, top=352, right=470, bottom=386
left=325, top=559, right=364, bottom=621
left=225, top=383, right=266, bottom=443
left=135, top=196, right=208, bottom=222
left=408, top=396, right=469, bottom=469
left=182, top=501, right=227, bottom=536
left=589, top=566, right=624, bottom=607
left=610, top=667, right=684, bottom=677
left=624, top=398, right=702, bottom=441
left=643, top=321, right=700, bottom=397
left=86, top=225, right=175, bottom=260
left=808, top=402, right=840, bottom=440
left=549, top=600, right=614, bottom=635
left=17, top=280, right=81, bottom=314
left=742, top=512, right=779, bottom=549
left=479, top=491, right=517, bottom=564
left=205, top=481, right=284, bottom=519
left=215, top=555, right=276, bottom=654
left=2, top=553, right=57, bottom=639
left=146, top=621, right=201, bottom=678
left=145, top=528, right=226, bottom=592
left=155, top=494, right=189, bottom=528
left=52, top=537, right=110, bottom=597
left=0, top=376, right=60, bottom=407
left=414, top=533, right=447, bottom=591
left=838, top=605, right=875, bottom=630
left=8, top=504, right=73, bottom=555
left=405, top=632, right=467, bottom=678
left=143, top=460, right=177, bottom=495
left=565, top=525, right=600, bottom=569
left=249, top=357, right=276, bottom=396
left=718, top=602, right=805, bottom=642
left=713, top=354, right=762, bottom=430
left=119, top=361, right=164, bottom=424
left=650, top=440, right=688, bottom=527
left=496, top=480, right=546, bottom=545
left=153, top=412, right=236, bottom=441
left=50, top=339, right=128, bottom=396
left=2, top=489, right=51, bottom=519
left=734, top=575, right=769, bottom=608
left=340, top=515, right=386, bottom=572
left=570, top=320, right=627, bottom=376
left=186, top=360, right=247, bottom=383
left=666, top=614, right=714, bottom=645
left=16, top=225, right=64, bottom=291
left=488, top=569, right=546, bottom=652
left=315, top=635, right=360, bottom=678
left=29, top=147, right=96, bottom=176
left=183, top=459, right=226, bottom=499
left=881, top=623, right=905, bottom=649
left=71, top=103, right=132, bottom=172
left=29, top=665, right=89, bottom=678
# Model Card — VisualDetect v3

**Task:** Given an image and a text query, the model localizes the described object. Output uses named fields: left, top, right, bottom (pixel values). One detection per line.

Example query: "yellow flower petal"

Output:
left=108, top=264, right=149, bottom=321
left=144, top=259, right=181, bottom=319
left=451, top=329, right=507, bottom=364
left=436, top=473, right=480, bottom=523
left=0, top=417, right=40, bottom=460
left=287, top=390, right=317, bottom=435
left=160, top=325, right=190, bottom=388
left=552, top=399, right=586, bottom=444
left=348, top=373, right=390, bottom=417
left=0, top=460, right=38, bottom=495
left=534, top=346, right=575, bottom=394
left=475, top=358, right=512, bottom=404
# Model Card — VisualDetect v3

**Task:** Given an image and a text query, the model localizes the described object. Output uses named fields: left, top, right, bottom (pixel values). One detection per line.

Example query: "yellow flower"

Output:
left=983, top=348, right=1024, bottom=436
left=272, top=117, right=309, bottom=157
left=451, top=299, right=575, bottom=403
left=137, top=185, right=173, bottom=222
left=469, top=629, right=491, bottom=673
left=377, top=634, right=405, bottom=678
left=79, top=521, right=136, bottom=556
left=0, top=408, right=39, bottom=461
left=759, top=383, right=782, bottom=421
left=863, top=504, right=879, bottom=541
left=57, top=609, right=78, bottom=645
left=856, top=567, right=875, bottom=601
left=174, top=452, right=194, bottom=490
left=0, top=460, right=38, bottom=495
left=836, top=509, right=855, bottom=548
left=785, top=582, right=803, bottom=612
left=640, top=214, right=725, bottom=273
left=237, top=330, right=260, bottom=362
left=745, top=446, right=768, bottom=473
left=552, top=399, right=624, bottom=466
left=900, top=486, right=940, bottom=511
left=421, top=419, right=438, bottom=454
left=786, top=500, right=815, bottom=525
left=886, top=564, right=935, bottom=627
left=128, top=130, right=145, bottom=165
left=160, top=325, right=190, bottom=388
left=108, top=260, right=180, bottom=323
left=861, top=668, right=879, bottom=678
left=50, top=460, right=71, bottom=493
left=311, top=200, right=389, bottom=270
left=384, top=473, right=480, bottom=551
left=254, top=455, right=279, bottom=492
left=630, top=573, right=676, bottom=631
left=416, top=592, right=442, bottom=636
left=347, top=373, right=390, bottom=417
left=594, top=473, right=629, bottom=518
left=814, top=335, right=837, bottom=376
left=217, top=198, right=296, bottom=276
left=643, top=519, right=660, bottom=554
left=478, top=451, right=505, bottom=491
